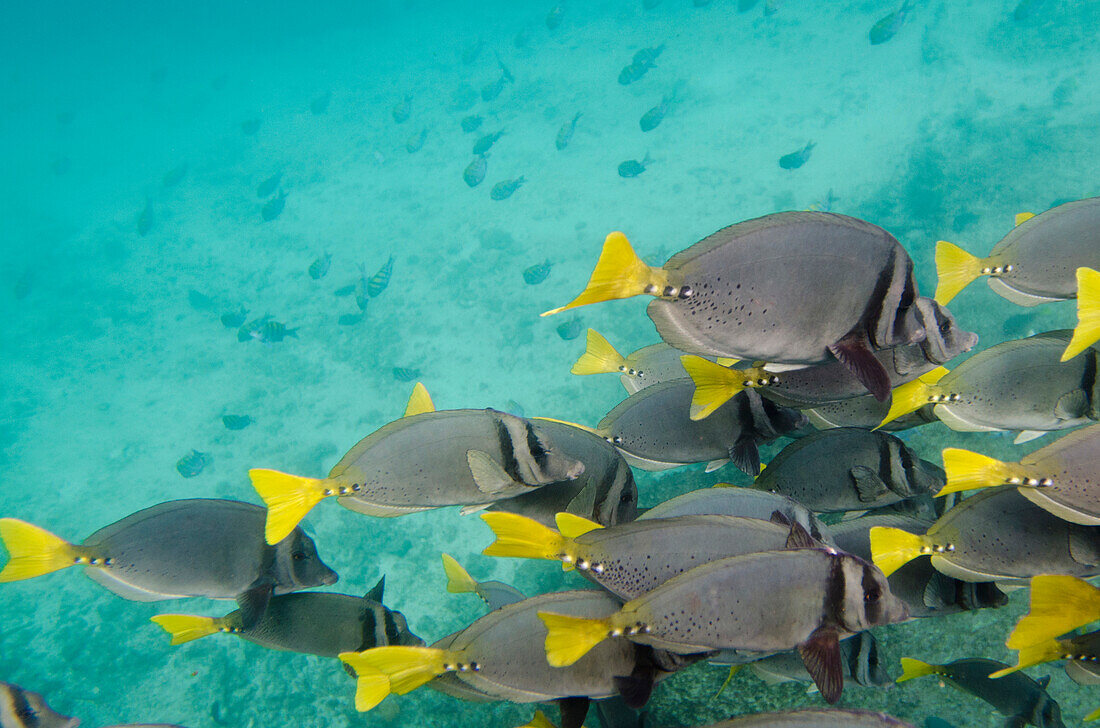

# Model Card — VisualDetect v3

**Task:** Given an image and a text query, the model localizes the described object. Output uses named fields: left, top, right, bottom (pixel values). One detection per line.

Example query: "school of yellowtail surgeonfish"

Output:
left=2, top=201, right=1100, bottom=728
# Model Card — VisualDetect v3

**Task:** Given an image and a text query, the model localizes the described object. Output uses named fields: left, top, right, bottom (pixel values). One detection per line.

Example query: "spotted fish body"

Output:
left=707, top=709, right=916, bottom=727
left=637, top=487, right=829, bottom=545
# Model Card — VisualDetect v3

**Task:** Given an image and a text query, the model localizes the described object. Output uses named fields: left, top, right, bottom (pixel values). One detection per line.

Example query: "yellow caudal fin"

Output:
left=538, top=611, right=612, bottom=667
left=335, top=656, right=392, bottom=712
left=555, top=512, right=603, bottom=539
left=541, top=232, right=669, bottom=316
left=517, top=710, right=557, bottom=728
left=934, top=241, right=984, bottom=305
left=1015, top=212, right=1036, bottom=226
left=340, top=646, right=447, bottom=696
left=248, top=469, right=329, bottom=545
left=481, top=512, right=570, bottom=566
left=441, top=553, right=477, bottom=594
left=571, top=329, right=626, bottom=375
left=989, top=639, right=1064, bottom=679
left=896, top=657, right=940, bottom=683
left=939, top=448, right=1016, bottom=497
left=0, top=519, right=80, bottom=582
left=1086, top=706, right=1100, bottom=722
left=1062, top=267, right=1100, bottom=362
left=682, top=355, right=744, bottom=420
left=869, top=526, right=928, bottom=577
left=1007, top=575, right=1100, bottom=649
left=150, top=614, right=225, bottom=645
left=877, top=367, right=948, bottom=429
left=404, top=382, right=435, bottom=417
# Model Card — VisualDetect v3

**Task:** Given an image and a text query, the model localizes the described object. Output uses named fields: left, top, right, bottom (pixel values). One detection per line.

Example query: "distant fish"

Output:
left=640, top=92, right=675, bottom=132
left=241, top=118, right=261, bottom=135
left=261, top=190, right=287, bottom=222
left=392, top=95, right=412, bottom=123
left=556, top=316, right=584, bottom=340
left=644, top=0, right=662, bottom=9
left=461, top=115, right=483, bottom=133
left=779, top=141, right=815, bottom=170
left=473, top=130, right=505, bottom=156
left=355, top=265, right=370, bottom=311
left=546, top=4, right=564, bottom=30
left=481, top=62, right=514, bottom=102
left=163, top=164, right=188, bottom=188
left=309, top=252, right=332, bottom=280
left=188, top=289, right=217, bottom=312
left=392, top=367, right=422, bottom=382
left=137, top=200, right=154, bottom=236
left=490, top=177, right=525, bottom=201
left=1013, top=0, right=1049, bottom=21
left=633, top=45, right=665, bottom=66
left=338, top=312, right=364, bottom=326
left=461, top=39, right=484, bottom=65
left=368, top=256, right=395, bottom=297
left=237, top=314, right=272, bottom=342
left=869, top=0, right=915, bottom=45
left=176, top=450, right=208, bottom=478
left=524, top=260, right=553, bottom=285
left=334, top=283, right=356, bottom=297
left=618, top=154, right=651, bottom=178
left=618, top=61, right=651, bottom=85
left=222, top=414, right=254, bottom=430
left=555, top=112, right=581, bottom=150
left=221, top=306, right=248, bottom=329
left=464, top=155, right=488, bottom=187
left=405, top=128, right=428, bottom=153
left=253, top=320, right=298, bottom=344
left=310, top=91, right=332, bottom=115
left=256, top=172, right=282, bottom=198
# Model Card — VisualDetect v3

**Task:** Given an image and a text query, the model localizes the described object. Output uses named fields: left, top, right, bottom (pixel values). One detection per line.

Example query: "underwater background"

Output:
left=2, top=0, right=1099, bottom=725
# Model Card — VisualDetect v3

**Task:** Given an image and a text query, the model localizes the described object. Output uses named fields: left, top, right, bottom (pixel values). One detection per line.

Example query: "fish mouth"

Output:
left=321, top=570, right=339, bottom=586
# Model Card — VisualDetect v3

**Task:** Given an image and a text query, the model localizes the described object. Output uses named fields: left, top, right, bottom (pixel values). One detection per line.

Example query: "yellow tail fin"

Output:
left=571, top=329, right=626, bottom=375
left=404, top=382, right=435, bottom=417
left=481, top=512, right=570, bottom=566
left=869, top=526, right=928, bottom=577
left=876, top=367, right=948, bottom=429
left=150, top=614, right=226, bottom=645
left=1086, top=706, right=1100, bottom=722
left=517, top=710, right=557, bottom=728
left=0, top=519, right=80, bottom=582
left=939, top=448, right=1016, bottom=497
left=1015, top=212, right=1035, bottom=226
left=896, top=657, right=941, bottom=683
left=1007, top=575, right=1100, bottom=649
left=542, top=232, right=668, bottom=316
left=682, top=355, right=745, bottom=420
left=934, top=241, right=984, bottom=305
left=989, top=639, right=1064, bottom=679
left=249, top=469, right=329, bottom=545
left=340, top=646, right=448, bottom=696
left=441, top=553, right=477, bottom=594
left=1062, top=267, right=1100, bottom=362
left=538, top=611, right=612, bottom=667
left=555, top=512, right=603, bottom=539
left=336, top=655, right=392, bottom=712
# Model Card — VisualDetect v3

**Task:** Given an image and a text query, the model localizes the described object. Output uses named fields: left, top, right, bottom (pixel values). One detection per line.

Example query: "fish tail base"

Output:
left=150, top=614, right=225, bottom=645
left=441, top=553, right=477, bottom=594
left=682, top=355, right=745, bottom=420
left=869, top=526, right=927, bottom=577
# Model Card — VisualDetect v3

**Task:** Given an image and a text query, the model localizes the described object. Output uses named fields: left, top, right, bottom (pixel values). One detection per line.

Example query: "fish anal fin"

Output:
left=558, top=696, right=591, bottom=728
left=798, top=627, right=843, bottom=704
left=613, top=672, right=655, bottom=709
left=849, top=465, right=889, bottom=502
left=1014, top=429, right=1047, bottom=445
left=704, top=458, right=730, bottom=473
left=829, top=334, right=891, bottom=401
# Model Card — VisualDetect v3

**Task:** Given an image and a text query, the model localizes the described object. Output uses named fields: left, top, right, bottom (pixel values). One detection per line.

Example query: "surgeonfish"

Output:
left=868, top=0, right=915, bottom=45
left=0, top=682, right=79, bottom=728
left=473, top=130, right=504, bottom=156
left=464, top=155, right=488, bottom=187
left=896, top=657, right=1065, bottom=728
left=778, top=142, right=814, bottom=170
left=700, top=709, right=915, bottom=727
left=753, top=428, right=945, bottom=513
left=538, top=548, right=908, bottom=703
left=308, top=252, right=332, bottom=280
left=440, top=554, right=525, bottom=612
left=571, top=330, right=707, bottom=394
left=992, top=628, right=1100, bottom=684
left=523, top=261, right=553, bottom=285
left=870, top=488, right=1100, bottom=584
left=746, top=631, right=893, bottom=690
left=367, top=256, right=395, bottom=297
left=1004, top=575, right=1100, bottom=650
left=879, top=331, right=1099, bottom=434
left=490, top=177, right=525, bottom=201
left=392, top=95, right=411, bottom=123
left=543, top=213, right=972, bottom=402
left=150, top=577, right=421, bottom=657
left=939, top=424, right=1100, bottom=524
left=934, top=197, right=1100, bottom=306
left=175, top=449, right=207, bottom=478
left=250, top=388, right=585, bottom=544
left=556, top=113, right=581, bottom=150
left=617, top=156, right=651, bottom=177
left=640, top=92, right=675, bottom=132
left=481, top=510, right=812, bottom=600
left=461, top=115, right=483, bottom=133
left=0, top=500, right=337, bottom=628
left=405, top=128, right=428, bottom=153
left=261, top=190, right=287, bottom=221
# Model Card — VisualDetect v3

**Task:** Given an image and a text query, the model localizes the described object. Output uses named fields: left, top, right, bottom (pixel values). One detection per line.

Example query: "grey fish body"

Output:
left=779, top=142, right=814, bottom=169
left=461, top=115, right=483, bottom=133
left=618, top=158, right=648, bottom=177
left=137, top=200, right=154, bottom=236
left=748, top=631, right=893, bottom=689
left=755, top=428, right=944, bottom=513
left=637, top=487, right=829, bottom=544
left=915, top=659, right=1064, bottom=728
left=599, top=379, right=805, bottom=475
left=707, top=709, right=915, bottom=727
left=1012, top=424, right=1100, bottom=524
left=618, top=62, right=651, bottom=85
left=806, top=396, right=936, bottom=432
left=556, top=112, right=581, bottom=150
left=640, top=94, right=673, bottom=132
left=0, top=683, right=79, bottom=728
left=464, top=156, right=488, bottom=187
left=76, top=500, right=335, bottom=604
left=328, top=409, right=584, bottom=515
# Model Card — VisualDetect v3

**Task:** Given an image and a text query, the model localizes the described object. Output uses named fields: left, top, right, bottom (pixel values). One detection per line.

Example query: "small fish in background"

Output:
left=644, top=0, right=662, bottom=7
left=640, top=91, right=675, bottom=132
left=1013, top=0, right=1048, bottom=21
left=176, top=450, right=208, bottom=478
left=806, top=188, right=839, bottom=212
left=253, top=320, right=298, bottom=344
left=0, top=682, right=80, bottom=728
left=237, top=314, right=272, bottom=342
left=392, top=366, right=422, bottom=382
left=461, top=114, right=483, bottom=133
left=188, top=289, right=217, bottom=312
left=334, top=283, right=356, bottom=297
left=405, top=128, right=428, bottom=153
left=461, top=39, right=484, bottom=65
left=556, top=316, right=584, bottom=340
left=308, top=252, right=332, bottom=280
left=779, top=141, right=815, bottom=170
left=354, top=265, right=371, bottom=310
left=392, top=95, right=412, bottom=123
left=473, top=130, right=505, bottom=155
left=13, top=269, right=33, bottom=300
left=310, top=91, right=332, bottom=115
left=368, top=256, right=395, bottom=297
left=633, top=44, right=665, bottom=67
left=738, top=0, right=759, bottom=10
left=490, top=176, right=525, bottom=200
left=546, top=4, right=564, bottom=30
left=504, top=399, right=525, bottom=417
left=222, top=414, right=254, bottom=430
left=261, top=190, right=287, bottom=221
left=162, top=164, right=188, bottom=188
left=256, top=171, right=282, bottom=198
left=240, top=118, right=261, bottom=136
left=618, top=153, right=651, bottom=178
left=764, top=0, right=783, bottom=14
left=338, top=312, right=364, bottom=326
left=137, top=199, right=154, bottom=236
left=618, top=61, right=651, bottom=85
left=1052, top=76, right=1078, bottom=107
left=464, top=155, right=488, bottom=187
left=555, top=112, right=581, bottom=150
left=523, top=260, right=553, bottom=285
left=220, top=306, right=248, bottom=329
left=869, top=0, right=915, bottom=45
left=481, top=55, right=515, bottom=102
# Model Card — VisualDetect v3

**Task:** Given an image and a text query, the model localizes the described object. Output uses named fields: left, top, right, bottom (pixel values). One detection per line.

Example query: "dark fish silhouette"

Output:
left=869, top=0, right=915, bottom=45
left=392, top=95, right=412, bottom=123
left=188, top=289, right=217, bottom=312
left=256, top=172, right=282, bottom=198
left=137, top=200, right=154, bottom=236
left=524, top=261, right=553, bottom=285
left=368, top=256, right=395, bottom=297
left=221, top=306, right=248, bottom=329
left=177, top=450, right=208, bottom=478
left=546, top=4, right=564, bottom=29
left=406, top=128, right=428, bottom=153
left=309, top=252, right=332, bottom=280
left=222, top=415, right=254, bottom=431
left=640, top=93, right=674, bottom=132
left=461, top=115, right=483, bottom=133
left=473, top=130, right=505, bottom=155
left=618, top=154, right=651, bottom=177
left=555, top=112, right=581, bottom=150
left=556, top=316, right=584, bottom=340
left=338, top=312, right=364, bottom=326
left=392, top=367, right=422, bottom=382
left=464, top=155, right=488, bottom=187
left=490, top=177, right=525, bottom=200
left=261, top=190, right=287, bottom=221
left=779, top=141, right=815, bottom=170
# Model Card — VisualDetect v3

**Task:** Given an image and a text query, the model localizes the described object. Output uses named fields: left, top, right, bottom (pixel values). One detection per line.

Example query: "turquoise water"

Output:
left=1, top=0, right=1097, bottom=726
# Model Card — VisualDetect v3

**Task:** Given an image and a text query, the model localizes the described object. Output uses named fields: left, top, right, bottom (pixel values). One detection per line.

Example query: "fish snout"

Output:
left=566, top=459, right=587, bottom=480
left=321, top=567, right=339, bottom=586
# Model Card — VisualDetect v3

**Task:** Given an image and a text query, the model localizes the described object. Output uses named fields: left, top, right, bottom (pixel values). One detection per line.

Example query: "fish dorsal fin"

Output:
left=404, top=382, right=435, bottom=417
left=532, top=416, right=600, bottom=436
left=555, top=512, right=603, bottom=539
left=798, top=627, right=843, bottom=704
left=1015, top=212, right=1036, bottom=226
left=365, top=575, right=385, bottom=602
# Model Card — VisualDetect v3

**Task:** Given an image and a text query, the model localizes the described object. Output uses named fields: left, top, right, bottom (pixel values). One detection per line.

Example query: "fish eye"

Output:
left=939, top=321, right=951, bottom=334
left=620, top=490, right=634, bottom=503
left=292, top=551, right=307, bottom=561
left=864, top=586, right=881, bottom=603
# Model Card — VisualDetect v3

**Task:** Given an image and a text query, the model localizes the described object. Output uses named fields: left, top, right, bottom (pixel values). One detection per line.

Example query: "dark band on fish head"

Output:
left=3, top=684, right=37, bottom=727
left=492, top=412, right=524, bottom=484
left=523, top=420, right=551, bottom=472
left=1081, top=348, right=1098, bottom=419
left=869, top=241, right=918, bottom=348
left=382, top=607, right=401, bottom=644
left=914, top=298, right=976, bottom=364
left=859, top=561, right=886, bottom=626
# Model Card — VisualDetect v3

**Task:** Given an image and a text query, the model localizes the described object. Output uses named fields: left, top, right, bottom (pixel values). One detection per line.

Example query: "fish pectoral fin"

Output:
left=459, top=503, right=493, bottom=516
left=849, top=465, right=889, bottom=503
left=466, top=450, right=525, bottom=496
left=558, top=696, right=592, bottom=728
left=921, top=570, right=956, bottom=610
left=704, top=458, right=730, bottom=473
left=798, top=627, right=844, bottom=704
left=236, top=578, right=274, bottom=630
left=1054, top=389, right=1089, bottom=420
left=829, top=334, right=891, bottom=402
left=613, top=670, right=655, bottom=710
left=1013, top=429, right=1048, bottom=445
left=728, top=437, right=761, bottom=476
